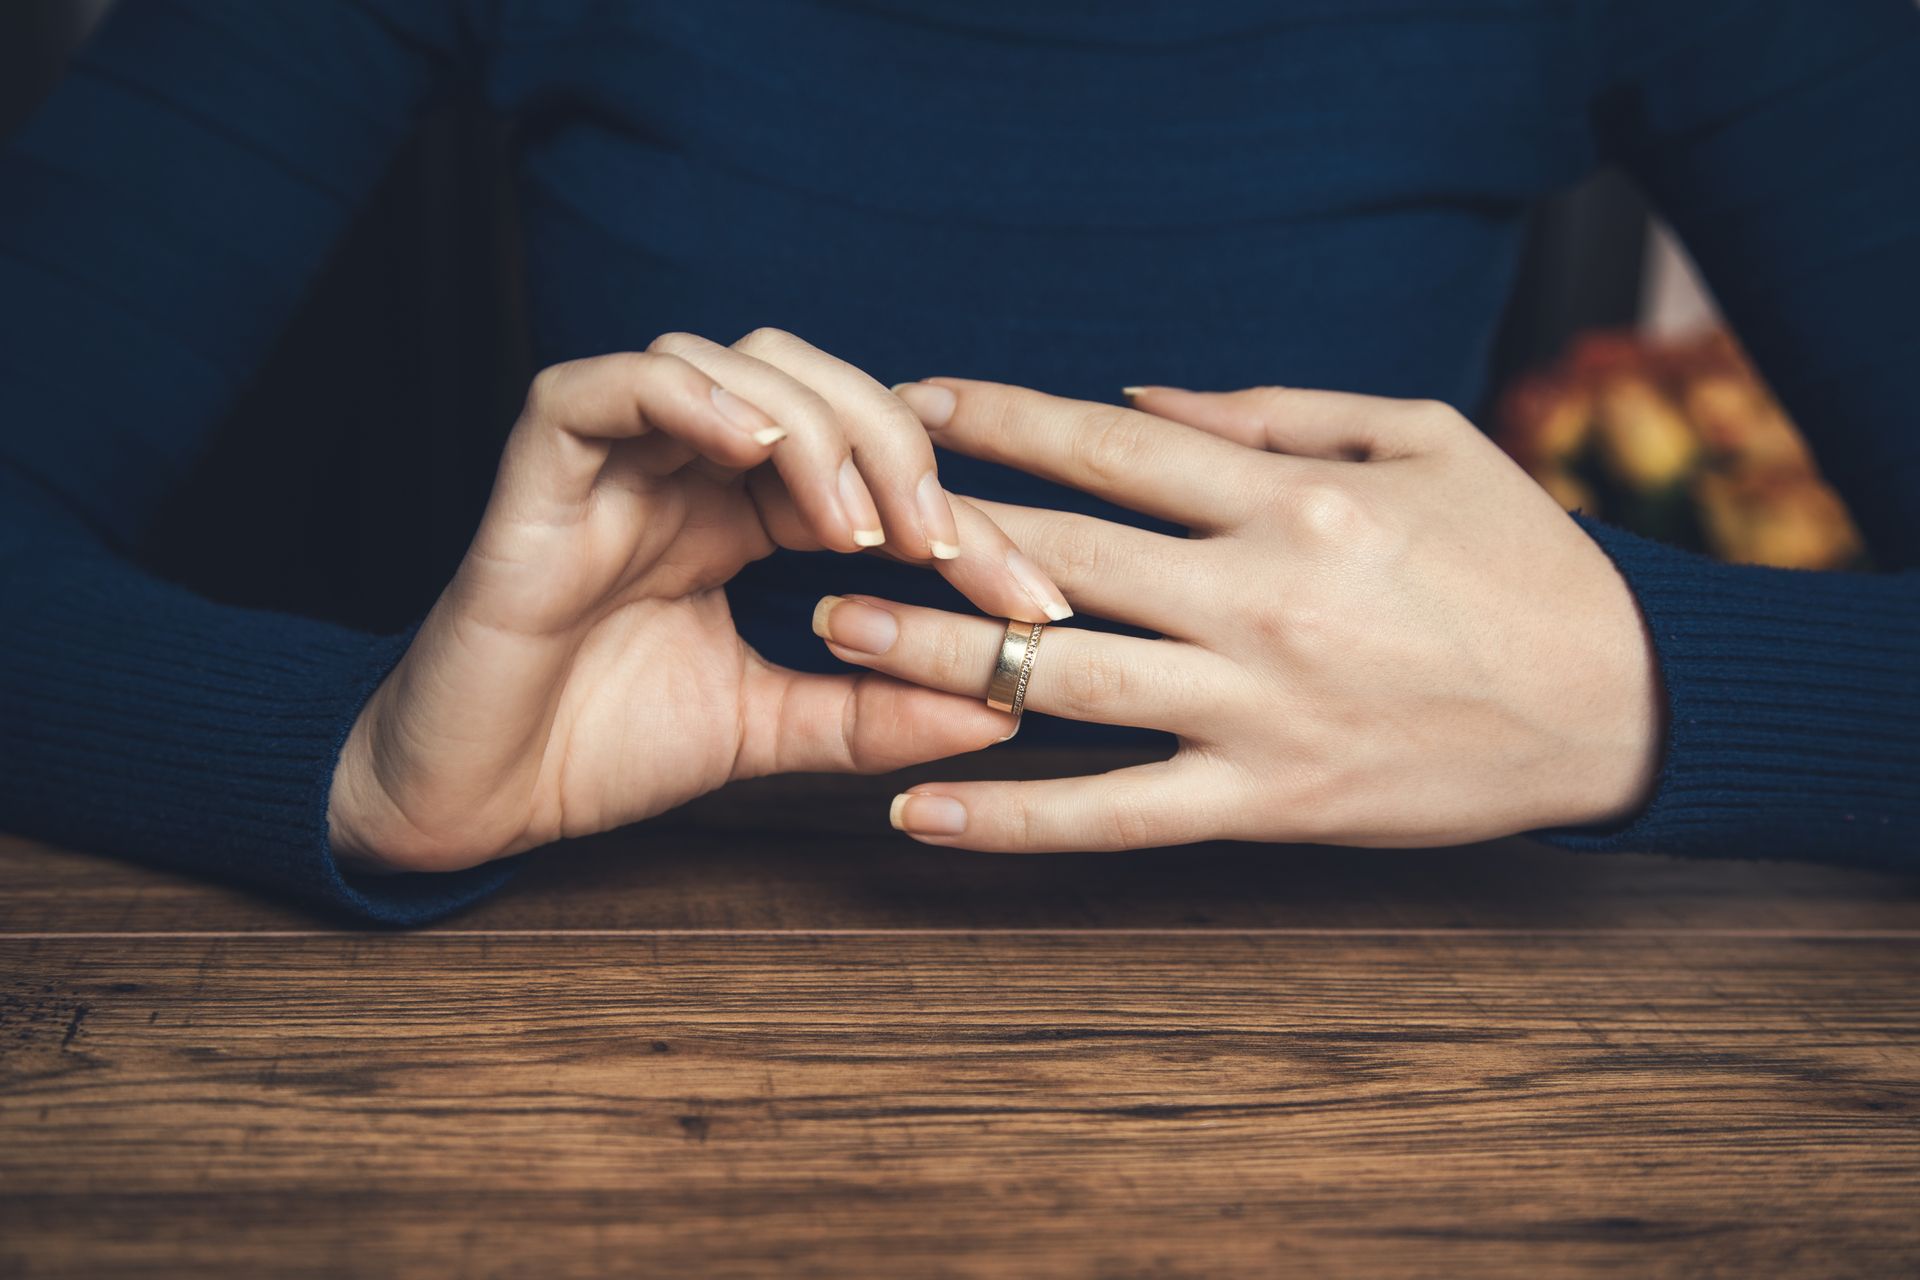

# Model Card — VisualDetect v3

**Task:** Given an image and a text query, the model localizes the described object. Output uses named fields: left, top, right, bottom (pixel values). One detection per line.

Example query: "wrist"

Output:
left=327, top=705, right=396, bottom=874
left=1557, top=559, right=1665, bottom=830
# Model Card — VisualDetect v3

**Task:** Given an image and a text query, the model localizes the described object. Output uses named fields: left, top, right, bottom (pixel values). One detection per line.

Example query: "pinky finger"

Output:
left=888, top=758, right=1219, bottom=852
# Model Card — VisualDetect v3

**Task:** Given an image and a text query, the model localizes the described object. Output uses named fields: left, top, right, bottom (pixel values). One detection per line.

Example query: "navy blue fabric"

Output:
left=1, top=0, right=1915, bottom=920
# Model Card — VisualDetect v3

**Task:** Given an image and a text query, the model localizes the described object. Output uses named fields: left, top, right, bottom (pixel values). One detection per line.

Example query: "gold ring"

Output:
left=986, top=619, right=1045, bottom=721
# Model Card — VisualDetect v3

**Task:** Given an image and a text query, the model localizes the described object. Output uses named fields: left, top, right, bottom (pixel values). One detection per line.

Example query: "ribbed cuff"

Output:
left=1, top=523, right=513, bottom=924
left=1542, top=515, right=1920, bottom=868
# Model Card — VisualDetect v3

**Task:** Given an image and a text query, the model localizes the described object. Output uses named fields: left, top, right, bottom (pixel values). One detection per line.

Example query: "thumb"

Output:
left=1124, top=384, right=1432, bottom=461
left=732, top=662, right=1012, bottom=779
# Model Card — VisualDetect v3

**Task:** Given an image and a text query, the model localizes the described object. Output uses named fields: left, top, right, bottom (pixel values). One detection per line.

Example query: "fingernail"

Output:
left=916, top=472, right=960, bottom=559
left=811, top=594, right=897, bottom=657
left=838, top=457, right=885, bottom=547
left=892, top=381, right=957, bottom=430
left=890, top=792, right=968, bottom=836
left=1006, top=549, right=1074, bottom=621
left=711, top=384, right=785, bottom=444
left=1121, top=386, right=1150, bottom=399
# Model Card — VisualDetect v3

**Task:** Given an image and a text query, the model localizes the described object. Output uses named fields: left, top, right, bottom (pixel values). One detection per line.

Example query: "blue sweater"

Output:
left=2, top=1, right=1916, bottom=922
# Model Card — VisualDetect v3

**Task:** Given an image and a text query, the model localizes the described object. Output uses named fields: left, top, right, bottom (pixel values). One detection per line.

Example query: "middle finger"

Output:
left=894, top=377, right=1277, bottom=530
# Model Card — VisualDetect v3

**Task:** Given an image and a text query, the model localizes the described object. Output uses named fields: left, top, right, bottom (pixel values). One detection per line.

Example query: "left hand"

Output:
left=812, top=378, right=1663, bottom=851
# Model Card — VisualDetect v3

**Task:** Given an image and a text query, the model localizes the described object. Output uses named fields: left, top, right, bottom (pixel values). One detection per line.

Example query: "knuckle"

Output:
left=787, top=386, right=837, bottom=433
left=1007, top=796, right=1037, bottom=849
left=1048, top=520, right=1109, bottom=593
left=1102, top=788, right=1160, bottom=850
left=1409, top=398, right=1466, bottom=436
left=622, top=349, right=672, bottom=382
left=924, top=622, right=973, bottom=690
left=838, top=679, right=865, bottom=770
left=734, top=325, right=798, bottom=354
left=1068, top=409, right=1150, bottom=487
left=1056, top=643, right=1128, bottom=718
left=860, top=394, right=937, bottom=454
left=604, top=350, right=698, bottom=416
left=1285, top=476, right=1369, bottom=544
left=524, top=362, right=571, bottom=413
left=646, top=331, right=697, bottom=356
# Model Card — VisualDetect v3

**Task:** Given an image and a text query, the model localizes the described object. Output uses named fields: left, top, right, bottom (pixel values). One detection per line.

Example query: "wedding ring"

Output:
left=986, top=619, right=1046, bottom=720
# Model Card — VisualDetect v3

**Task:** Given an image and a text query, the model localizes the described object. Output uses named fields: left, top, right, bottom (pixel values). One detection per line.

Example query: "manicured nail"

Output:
left=838, top=457, right=885, bottom=547
left=916, top=472, right=960, bottom=560
left=1006, top=549, right=1073, bottom=621
left=892, top=381, right=957, bottom=430
left=1121, top=386, right=1150, bottom=399
left=711, top=384, right=785, bottom=444
left=811, top=594, right=897, bottom=657
left=890, top=792, right=968, bottom=836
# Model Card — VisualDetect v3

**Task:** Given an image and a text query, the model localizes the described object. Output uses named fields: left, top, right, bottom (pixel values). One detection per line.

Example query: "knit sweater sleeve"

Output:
left=1546, top=0, right=1920, bottom=864
left=0, top=1, right=512, bottom=921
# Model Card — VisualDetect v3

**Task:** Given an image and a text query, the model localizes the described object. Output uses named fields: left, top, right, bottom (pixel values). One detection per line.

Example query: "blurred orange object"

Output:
left=1497, top=372, right=1593, bottom=470
left=1492, top=329, right=1865, bottom=570
left=1593, top=376, right=1698, bottom=490
left=1694, top=470, right=1862, bottom=571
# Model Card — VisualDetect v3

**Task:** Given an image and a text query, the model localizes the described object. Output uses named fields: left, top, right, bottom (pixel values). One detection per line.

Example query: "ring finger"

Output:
left=810, top=595, right=1227, bottom=736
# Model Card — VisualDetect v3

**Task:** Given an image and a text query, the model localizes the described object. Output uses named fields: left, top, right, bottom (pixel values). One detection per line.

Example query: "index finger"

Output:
left=893, top=378, right=1274, bottom=529
left=497, top=351, right=781, bottom=524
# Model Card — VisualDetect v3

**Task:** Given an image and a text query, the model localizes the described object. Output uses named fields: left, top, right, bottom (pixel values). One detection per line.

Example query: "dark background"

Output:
left=2, top=0, right=1650, bottom=635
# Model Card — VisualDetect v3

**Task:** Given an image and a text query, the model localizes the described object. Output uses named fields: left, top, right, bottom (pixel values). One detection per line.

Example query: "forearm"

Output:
left=0, top=465, right=512, bottom=921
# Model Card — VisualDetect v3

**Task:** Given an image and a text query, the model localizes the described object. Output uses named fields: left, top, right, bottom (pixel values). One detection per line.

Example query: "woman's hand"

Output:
left=326, top=330, right=1073, bottom=874
left=816, top=379, right=1662, bottom=850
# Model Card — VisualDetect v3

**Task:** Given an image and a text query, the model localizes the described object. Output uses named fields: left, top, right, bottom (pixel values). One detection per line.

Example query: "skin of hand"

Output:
left=811, top=378, right=1664, bottom=852
left=326, top=329, right=1074, bottom=874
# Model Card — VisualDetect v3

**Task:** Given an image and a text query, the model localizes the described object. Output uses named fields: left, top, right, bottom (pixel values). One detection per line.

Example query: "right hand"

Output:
left=326, top=329, right=1071, bottom=874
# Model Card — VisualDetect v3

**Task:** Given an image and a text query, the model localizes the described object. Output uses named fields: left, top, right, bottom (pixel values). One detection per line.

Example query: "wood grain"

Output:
left=4, top=749, right=1919, bottom=1277
left=4, top=934, right=1919, bottom=1278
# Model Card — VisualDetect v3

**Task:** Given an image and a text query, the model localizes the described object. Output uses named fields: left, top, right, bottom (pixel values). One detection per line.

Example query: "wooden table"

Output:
left=4, top=749, right=1919, bottom=1278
